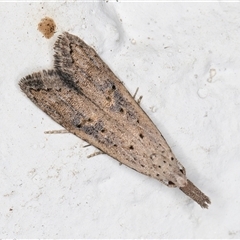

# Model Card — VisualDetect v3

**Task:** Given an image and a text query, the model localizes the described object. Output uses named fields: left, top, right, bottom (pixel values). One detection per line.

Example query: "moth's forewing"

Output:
left=53, top=32, right=187, bottom=188
left=19, top=69, right=183, bottom=186
left=19, top=32, right=211, bottom=208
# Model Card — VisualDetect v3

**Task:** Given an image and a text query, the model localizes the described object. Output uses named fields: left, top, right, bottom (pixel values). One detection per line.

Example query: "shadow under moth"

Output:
left=19, top=32, right=211, bottom=208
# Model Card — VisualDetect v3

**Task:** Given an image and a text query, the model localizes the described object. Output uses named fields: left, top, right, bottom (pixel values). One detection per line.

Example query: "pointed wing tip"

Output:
left=19, top=70, right=59, bottom=93
left=53, top=32, right=73, bottom=71
left=19, top=72, right=43, bottom=92
left=53, top=31, right=91, bottom=78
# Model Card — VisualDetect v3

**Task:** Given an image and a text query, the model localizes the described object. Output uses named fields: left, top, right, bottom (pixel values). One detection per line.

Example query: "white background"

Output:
left=1, top=2, right=240, bottom=238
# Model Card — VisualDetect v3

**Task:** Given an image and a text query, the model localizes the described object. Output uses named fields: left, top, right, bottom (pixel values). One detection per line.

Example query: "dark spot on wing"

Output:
left=57, top=70, right=83, bottom=93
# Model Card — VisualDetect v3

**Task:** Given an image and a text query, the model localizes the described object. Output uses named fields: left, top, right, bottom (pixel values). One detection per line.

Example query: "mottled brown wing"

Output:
left=19, top=70, right=169, bottom=178
left=53, top=32, right=188, bottom=188
left=19, top=33, right=211, bottom=208
left=19, top=70, right=134, bottom=161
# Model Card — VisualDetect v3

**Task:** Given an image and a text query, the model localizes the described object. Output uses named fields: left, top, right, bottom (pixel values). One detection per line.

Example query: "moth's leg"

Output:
left=44, top=129, right=69, bottom=134
left=83, top=145, right=104, bottom=158
left=133, top=87, right=139, bottom=99
left=45, top=132, right=103, bottom=158
left=83, top=144, right=91, bottom=148
left=87, top=151, right=104, bottom=158
left=137, top=96, right=143, bottom=105
left=133, top=87, right=143, bottom=105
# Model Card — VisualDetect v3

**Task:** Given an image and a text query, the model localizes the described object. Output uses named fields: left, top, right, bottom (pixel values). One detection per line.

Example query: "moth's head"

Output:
left=164, top=164, right=187, bottom=188
left=173, top=173, right=188, bottom=187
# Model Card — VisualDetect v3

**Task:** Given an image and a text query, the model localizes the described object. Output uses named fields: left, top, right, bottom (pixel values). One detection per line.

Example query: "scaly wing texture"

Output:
left=19, top=70, right=149, bottom=168
left=19, top=69, right=184, bottom=187
left=19, top=32, right=211, bottom=208
left=53, top=32, right=188, bottom=188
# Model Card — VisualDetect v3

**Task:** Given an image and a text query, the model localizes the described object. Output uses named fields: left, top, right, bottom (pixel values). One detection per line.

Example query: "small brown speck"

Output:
left=38, top=17, right=56, bottom=39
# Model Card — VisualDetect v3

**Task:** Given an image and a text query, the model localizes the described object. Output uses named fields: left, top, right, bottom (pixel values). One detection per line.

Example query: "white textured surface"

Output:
left=1, top=2, right=240, bottom=238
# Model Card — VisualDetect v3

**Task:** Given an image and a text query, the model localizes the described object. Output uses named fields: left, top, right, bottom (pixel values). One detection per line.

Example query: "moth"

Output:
left=19, top=32, right=211, bottom=208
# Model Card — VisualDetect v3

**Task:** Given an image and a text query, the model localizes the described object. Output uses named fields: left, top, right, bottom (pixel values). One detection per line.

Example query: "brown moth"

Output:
left=19, top=32, right=211, bottom=208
